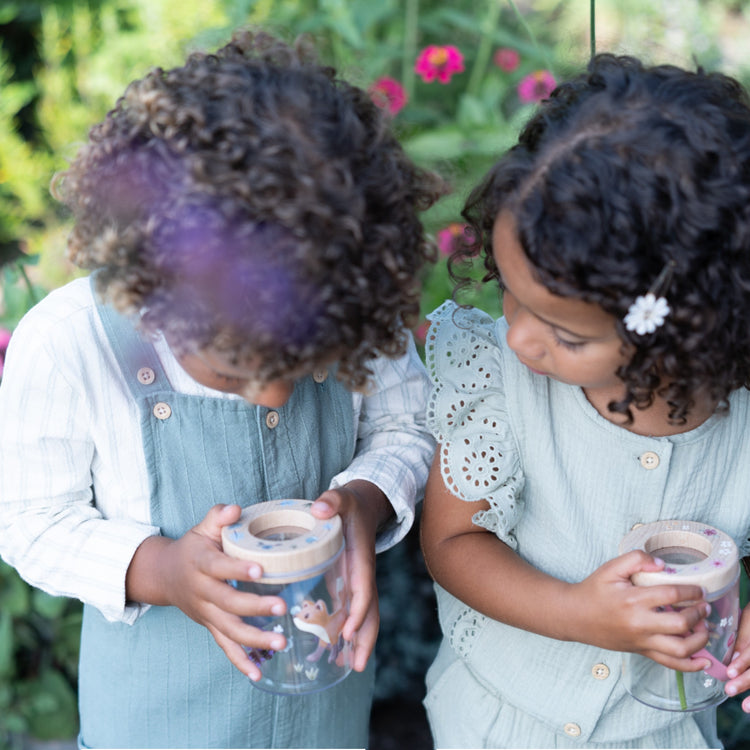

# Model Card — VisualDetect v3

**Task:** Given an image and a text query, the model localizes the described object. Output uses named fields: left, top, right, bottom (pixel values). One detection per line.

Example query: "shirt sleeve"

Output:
left=328, top=333, right=435, bottom=552
left=0, top=294, right=160, bottom=624
left=425, top=301, right=525, bottom=549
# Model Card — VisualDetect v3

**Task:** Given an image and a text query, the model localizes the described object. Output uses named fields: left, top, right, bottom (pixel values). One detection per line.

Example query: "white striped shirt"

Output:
left=0, top=277, right=434, bottom=624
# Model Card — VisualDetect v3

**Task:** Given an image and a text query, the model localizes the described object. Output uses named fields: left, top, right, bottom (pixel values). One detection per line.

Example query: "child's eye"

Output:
left=552, top=332, right=585, bottom=351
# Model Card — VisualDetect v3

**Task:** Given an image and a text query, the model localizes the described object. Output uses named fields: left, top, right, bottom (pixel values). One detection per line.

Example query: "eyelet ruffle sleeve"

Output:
left=425, top=301, right=524, bottom=549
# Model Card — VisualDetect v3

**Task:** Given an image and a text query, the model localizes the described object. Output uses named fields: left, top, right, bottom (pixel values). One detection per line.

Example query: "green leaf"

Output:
left=0, top=563, right=31, bottom=616
left=0, top=711, right=28, bottom=734
left=20, top=670, right=78, bottom=740
left=404, top=125, right=514, bottom=163
left=456, top=93, right=493, bottom=129
left=0, top=611, right=15, bottom=678
left=31, top=590, right=68, bottom=620
left=0, top=3, right=21, bottom=25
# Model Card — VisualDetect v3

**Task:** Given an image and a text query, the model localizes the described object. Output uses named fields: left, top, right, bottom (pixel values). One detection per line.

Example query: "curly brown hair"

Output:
left=453, top=54, right=750, bottom=424
left=54, top=29, right=446, bottom=387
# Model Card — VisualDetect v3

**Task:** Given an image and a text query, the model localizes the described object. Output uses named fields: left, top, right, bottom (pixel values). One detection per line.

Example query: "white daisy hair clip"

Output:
left=623, top=260, right=676, bottom=336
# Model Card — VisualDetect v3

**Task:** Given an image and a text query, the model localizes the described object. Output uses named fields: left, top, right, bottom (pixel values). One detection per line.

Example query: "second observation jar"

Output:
left=619, top=520, right=740, bottom=712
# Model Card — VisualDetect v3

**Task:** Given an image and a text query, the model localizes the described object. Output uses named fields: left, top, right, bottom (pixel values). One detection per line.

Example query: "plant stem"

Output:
left=506, top=0, right=555, bottom=73
left=402, top=0, right=418, bottom=100
left=676, top=669, right=687, bottom=710
left=590, top=0, right=596, bottom=59
left=466, top=0, right=502, bottom=98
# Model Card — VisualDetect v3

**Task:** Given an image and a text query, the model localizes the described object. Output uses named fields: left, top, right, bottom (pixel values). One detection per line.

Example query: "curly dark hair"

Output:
left=453, top=53, right=750, bottom=423
left=54, top=29, right=446, bottom=387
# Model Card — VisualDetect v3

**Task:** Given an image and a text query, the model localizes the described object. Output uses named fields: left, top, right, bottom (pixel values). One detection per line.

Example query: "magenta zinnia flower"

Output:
left=369, top=77, right=408, bottom=115
left=437, top=223, right=469, bottom=255
left=415, top=45, right=464, bottom=84
left=494, top=48, right=520, bottom=73
left=0, top=327, right=12, bottom=379
left=517, top=70, right=557, bottom=103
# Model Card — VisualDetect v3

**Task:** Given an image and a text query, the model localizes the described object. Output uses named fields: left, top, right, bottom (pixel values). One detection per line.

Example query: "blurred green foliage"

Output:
left=2, top=0, right=750, bottom=745
left=0, top=561, right=81, bottom=744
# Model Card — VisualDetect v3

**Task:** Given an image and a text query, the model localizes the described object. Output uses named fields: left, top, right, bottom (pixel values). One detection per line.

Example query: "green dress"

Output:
left=423, top=301, right=750, bottom=749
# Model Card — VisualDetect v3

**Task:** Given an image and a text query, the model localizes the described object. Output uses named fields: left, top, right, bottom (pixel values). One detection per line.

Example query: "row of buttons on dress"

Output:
left=139, top=366, right=329, bottom=428
left=560, top=662, right=611, bottom=738
left=561, top=452, right=659, bottom=738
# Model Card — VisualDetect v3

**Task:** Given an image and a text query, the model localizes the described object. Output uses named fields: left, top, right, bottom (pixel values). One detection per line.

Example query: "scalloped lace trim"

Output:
left=426, top=301, right=524, bottom=549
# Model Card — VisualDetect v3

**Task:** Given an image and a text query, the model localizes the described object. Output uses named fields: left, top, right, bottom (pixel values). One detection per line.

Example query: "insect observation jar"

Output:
left=619, top=520, right=740, bottom=712
left=221, top=499, right=353, bottom=695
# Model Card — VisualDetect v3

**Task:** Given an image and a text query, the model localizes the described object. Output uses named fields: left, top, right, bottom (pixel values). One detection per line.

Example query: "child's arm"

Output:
left=329, top=334, right=435, bottom=552
left=421, top=452, right=712, bottom=672
left=311, top=334, right=434, bottom=670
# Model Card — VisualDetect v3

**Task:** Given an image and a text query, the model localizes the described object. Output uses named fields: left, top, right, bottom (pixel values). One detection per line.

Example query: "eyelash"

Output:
left=552, top=332, right=585, bottom=351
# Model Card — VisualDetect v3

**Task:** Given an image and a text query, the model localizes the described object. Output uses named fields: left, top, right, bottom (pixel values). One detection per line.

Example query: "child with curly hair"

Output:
left=0, top=30, right=444, bottom=749
left=421, top=53, right=750, bottom=748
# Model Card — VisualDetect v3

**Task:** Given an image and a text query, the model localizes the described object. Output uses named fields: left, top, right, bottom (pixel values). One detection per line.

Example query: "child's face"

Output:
left=493, top=212, right=632, bottom=400
left=175, top=347, right=295, bottom=408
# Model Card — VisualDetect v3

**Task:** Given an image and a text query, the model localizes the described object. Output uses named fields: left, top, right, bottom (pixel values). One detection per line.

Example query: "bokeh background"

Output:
left=2, top=1, right=750, bottom=748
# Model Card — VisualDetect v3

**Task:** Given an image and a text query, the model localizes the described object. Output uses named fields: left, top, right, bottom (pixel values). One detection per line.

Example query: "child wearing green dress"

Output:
left=422, top=54, right=750, bottom=748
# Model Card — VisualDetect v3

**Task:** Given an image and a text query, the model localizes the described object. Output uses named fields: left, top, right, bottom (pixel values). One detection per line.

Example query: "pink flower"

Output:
left=369, top=77, right=408, bottom=116
left=494, top=47, right=520, bottom=73
left=415, top=45, right=464, bottom=84
left=517, top=70, right=557, bottom=103
left=415, top=320, right=430, bottom=345
left=437, top=223, right=469, bottom=255
left=0, top=327, right=12, bottom=379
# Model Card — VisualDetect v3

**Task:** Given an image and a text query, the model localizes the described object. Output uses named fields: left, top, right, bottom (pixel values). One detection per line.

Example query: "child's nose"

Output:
left=505, top=307, right=545, bottom=361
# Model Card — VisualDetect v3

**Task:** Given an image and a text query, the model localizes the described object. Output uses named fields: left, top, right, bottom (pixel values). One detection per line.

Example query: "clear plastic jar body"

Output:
left=619, top=521, right=740, bottom=712
left=622, top=571, right=739, bottom=711
left=232, top=542, right=352, bottom=695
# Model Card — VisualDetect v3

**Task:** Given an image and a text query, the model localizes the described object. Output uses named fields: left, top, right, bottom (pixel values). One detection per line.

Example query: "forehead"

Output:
left=492, top=212, right=617, bottom=339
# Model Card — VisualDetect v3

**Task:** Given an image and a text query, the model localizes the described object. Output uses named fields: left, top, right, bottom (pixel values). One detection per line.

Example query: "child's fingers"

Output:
left=208, top=625, right=264, bottom=681
left=212, top=583, right=287, bottom=620
left=608, top=549, right=666, bottom=579
left=348, top=599, right=379, bottom=671
left=645, top=599, right=711, bottom=636
left=193, top=503, right=243, bottom=543
left=725, top=648, right=750, bottom=701
left=206, top=605, right=287, bottom=662
left=198, top=551, right=266, bottom=585
left=640, top=628, right=711, bottom=671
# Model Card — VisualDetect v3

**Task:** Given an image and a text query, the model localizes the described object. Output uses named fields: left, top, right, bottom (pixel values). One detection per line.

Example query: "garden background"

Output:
left=1, top=1, right=750, bottom=748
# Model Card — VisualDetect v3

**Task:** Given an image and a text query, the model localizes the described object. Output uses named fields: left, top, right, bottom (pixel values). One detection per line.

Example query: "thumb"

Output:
left=195, top=503, right=243, bottom=543
left=311, top=489, right=344, bottom=519
left=609, top=549, right=665, bottom=582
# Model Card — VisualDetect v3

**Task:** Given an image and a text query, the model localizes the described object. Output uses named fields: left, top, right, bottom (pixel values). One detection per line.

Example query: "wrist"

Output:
left=342, top=480, right=392, bottom=535
left=125, top=535, right=174, bottom=607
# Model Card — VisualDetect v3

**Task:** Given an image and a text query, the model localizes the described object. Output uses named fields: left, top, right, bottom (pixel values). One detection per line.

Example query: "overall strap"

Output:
left=90, top=274, right=170, bottom=399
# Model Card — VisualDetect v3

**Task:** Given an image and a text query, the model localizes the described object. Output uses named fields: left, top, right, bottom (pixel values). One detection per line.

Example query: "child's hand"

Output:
left=127, top=504, right=288, bottom=680
left=310, top=481, right=388, bottom=672
left=570, top=550, right=711, bottom=672
left=725, top=603, right=750, bottom=711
